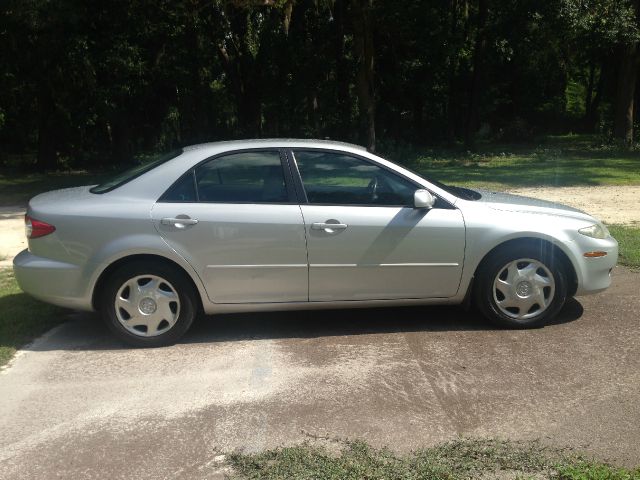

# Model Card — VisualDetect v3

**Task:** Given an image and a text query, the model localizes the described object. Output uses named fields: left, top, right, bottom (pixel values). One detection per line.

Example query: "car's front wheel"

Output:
left=475, top=245, right=568, bottom=328
left=101, top=261, right=197, bottom=347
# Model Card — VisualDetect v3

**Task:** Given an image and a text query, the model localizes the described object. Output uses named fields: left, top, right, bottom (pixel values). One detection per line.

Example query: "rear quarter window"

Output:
left=90, top=150, right=182, bottom=194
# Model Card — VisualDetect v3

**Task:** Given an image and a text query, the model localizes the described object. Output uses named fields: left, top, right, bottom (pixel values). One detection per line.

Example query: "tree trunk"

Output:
left=585, top=61, right=595, bottom=119
left=283, top=0, right=294, bottom=35
left=613, top=43, right=640, bottom=146
left=111, top=112, right=132, bottom=165
left=238, top=86, right=263, bottom=137
left=36, top=86, right=58, bottom=170
left=583, top=58, right=606, bottom=133
left=334, top=0, right=351, bottom=137
left=446, top=0, right=460, bottom=144
left=351, top=0, right=376, bottom=152
left=613, top=0, right=640, bottom=146
left=412, top=95, right=424, bottom=139
left=216, top=43, right=262, bottom=137
left=215, top=6, right=264, bottom=138
left=464, top=0, right=488, bottom=150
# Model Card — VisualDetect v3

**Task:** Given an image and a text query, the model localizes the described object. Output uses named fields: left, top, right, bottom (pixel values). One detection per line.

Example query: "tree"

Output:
left=465, top=0, right=488, bottom=148
left=4, top=0, right=640, bottom=169
left=614, top=0, right=640, bottom=146
left=351, top=0, right=376, bottom=151
left=562, top=0, right=640, bottom=146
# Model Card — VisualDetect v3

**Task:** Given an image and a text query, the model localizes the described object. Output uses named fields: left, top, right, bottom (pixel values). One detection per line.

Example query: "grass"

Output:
left=0, top=268, right=66, bottom=367
left=608, top=225, right=640, bottom=269
left=387, top=134, right=640, bottom=190
left=0, top=169, right=107, bottom=206
left=229, top=438, right=640, bottom=480
left=1, top=135, right=639, bottom=207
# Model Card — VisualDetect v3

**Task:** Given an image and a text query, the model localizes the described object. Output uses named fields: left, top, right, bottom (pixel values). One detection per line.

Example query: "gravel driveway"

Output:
left=0, top=207, right=26, bottom=267
left=508, top=186, right=640, bottom=226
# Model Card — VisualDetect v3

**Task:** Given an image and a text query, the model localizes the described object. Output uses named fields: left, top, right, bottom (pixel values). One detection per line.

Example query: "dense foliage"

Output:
left=1, top=0, right=640, bottom=169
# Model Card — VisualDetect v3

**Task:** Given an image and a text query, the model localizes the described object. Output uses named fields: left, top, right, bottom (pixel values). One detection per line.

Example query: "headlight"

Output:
left=579, top=223, right=609, bottom=239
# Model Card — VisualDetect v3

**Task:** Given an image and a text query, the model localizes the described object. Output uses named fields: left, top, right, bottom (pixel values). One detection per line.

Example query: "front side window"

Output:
left=294, top=151, right=417, bottom=206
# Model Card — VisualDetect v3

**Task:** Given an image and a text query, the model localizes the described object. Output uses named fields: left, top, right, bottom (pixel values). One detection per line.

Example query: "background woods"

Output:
left=2, top=0, right=640, bottom=169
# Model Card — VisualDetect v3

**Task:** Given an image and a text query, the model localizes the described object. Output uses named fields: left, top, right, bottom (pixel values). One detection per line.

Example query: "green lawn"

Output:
left=0, top=268, right=65, bottom=366
left=609, top=225, right=640, bottom=269
left=2, top=136, right=640, bottom=207
left=0, top=169, right=107, bottom=206
left=229, top=438, right=639, bottom=479
left=388, top=135, right=640, bottom=190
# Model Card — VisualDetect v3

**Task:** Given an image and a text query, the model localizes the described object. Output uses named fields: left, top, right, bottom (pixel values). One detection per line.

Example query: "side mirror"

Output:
left=414, top=189, right=435, bottom=209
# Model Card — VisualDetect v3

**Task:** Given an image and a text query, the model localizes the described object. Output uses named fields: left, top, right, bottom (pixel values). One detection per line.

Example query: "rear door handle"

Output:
left=161, top=216, right=199, bottom=229
left=311, top=221, right=348, bottom=233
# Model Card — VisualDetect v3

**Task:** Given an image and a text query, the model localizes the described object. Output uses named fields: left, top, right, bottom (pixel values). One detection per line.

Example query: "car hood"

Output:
left=473, top=189, right=597, bottom=222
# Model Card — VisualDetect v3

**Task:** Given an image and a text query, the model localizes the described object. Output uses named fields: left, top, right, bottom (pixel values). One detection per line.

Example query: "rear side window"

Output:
left=160, top=151, right=289, bottom=203
left=160, top=171, right=197, bottom=202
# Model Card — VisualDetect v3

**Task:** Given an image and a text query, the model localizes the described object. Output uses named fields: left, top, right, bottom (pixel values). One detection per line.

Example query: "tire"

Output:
left=474, top=244, right=568, bottom=328
left=100, top=261, right=197, bottom=347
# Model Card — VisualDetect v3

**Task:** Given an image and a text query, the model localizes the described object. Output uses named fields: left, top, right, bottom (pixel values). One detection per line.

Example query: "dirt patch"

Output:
left=0, top=207, right=26, bottom=268
left=507, top=186, right=640, bottom=226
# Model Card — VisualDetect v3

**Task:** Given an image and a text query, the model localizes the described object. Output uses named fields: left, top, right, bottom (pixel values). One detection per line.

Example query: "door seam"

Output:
left=297, top=205, right=311, bottom=302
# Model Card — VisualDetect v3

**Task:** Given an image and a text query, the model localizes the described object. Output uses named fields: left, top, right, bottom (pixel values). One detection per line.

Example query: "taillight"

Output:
left=25, top=215, right=56, bottom=239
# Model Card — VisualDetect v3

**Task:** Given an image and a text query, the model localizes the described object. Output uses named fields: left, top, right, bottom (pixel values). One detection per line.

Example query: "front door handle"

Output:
left=161, top=216, right=199, bottom=229
left=311, top=220, right=348, bottom=234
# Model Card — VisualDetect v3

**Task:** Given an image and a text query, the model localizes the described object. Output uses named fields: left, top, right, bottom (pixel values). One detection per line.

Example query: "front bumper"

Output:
left=13, top=249, right=93, bottom=310
left=572, top=235, right=619, bottom=296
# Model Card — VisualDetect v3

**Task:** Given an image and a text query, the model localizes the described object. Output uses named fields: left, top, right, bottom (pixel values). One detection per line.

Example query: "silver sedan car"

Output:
left=13, top=139, right=618, bottom=346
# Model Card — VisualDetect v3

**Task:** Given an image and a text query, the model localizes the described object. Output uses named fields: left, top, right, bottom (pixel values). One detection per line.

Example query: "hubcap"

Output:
left=515, top=281, right=532, bottom=297
left=115, top=275, right=180, bottom=337
left=493, top=258, right=555, bottom=320
left=139, top=297, right=157, bottom=315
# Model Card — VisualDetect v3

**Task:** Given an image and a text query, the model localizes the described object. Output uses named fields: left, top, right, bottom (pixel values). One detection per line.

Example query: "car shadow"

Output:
left=185, top=297, right=584, bottom=343
left=18, top=297, right=584, bottom=352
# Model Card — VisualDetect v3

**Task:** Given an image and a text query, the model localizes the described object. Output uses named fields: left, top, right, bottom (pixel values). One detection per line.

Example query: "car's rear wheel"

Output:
left=101, top=261, right=197, bottom=347
left=475, top=245, right=568, bottom=328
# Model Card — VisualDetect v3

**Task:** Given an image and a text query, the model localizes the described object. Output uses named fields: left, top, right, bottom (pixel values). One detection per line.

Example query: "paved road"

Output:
left=1, top=268, right=639, bottom=479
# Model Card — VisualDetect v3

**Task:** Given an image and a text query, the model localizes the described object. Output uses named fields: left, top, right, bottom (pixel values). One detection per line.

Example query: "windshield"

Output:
left=400, top=163, right=482, bottom=201
left=90, top=149, right=182, bottom=194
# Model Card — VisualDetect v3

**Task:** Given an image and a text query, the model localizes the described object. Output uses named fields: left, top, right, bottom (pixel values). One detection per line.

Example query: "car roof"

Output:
left=118, top=138, right=460, bottom=206
left=182, top=138, right=367, bottom=153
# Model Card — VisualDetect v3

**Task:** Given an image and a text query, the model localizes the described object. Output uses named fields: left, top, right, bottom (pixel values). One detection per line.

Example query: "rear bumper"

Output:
left=13, top=249, right=93, bottom=310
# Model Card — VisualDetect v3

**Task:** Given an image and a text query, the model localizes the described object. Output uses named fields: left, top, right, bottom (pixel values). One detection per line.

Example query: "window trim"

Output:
left=286, top=148, right=455, bottom=209
left=157, top=148, right=299, bottom=205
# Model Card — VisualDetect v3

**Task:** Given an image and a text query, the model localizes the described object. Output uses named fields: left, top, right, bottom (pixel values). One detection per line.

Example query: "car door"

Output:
left=151, top=149, right=308, bottom=303
left=290, top=149, right=465, bottom=301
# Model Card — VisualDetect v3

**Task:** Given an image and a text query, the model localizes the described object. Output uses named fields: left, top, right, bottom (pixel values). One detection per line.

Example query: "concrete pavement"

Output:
left=0, top=267, right=639, bottom=479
